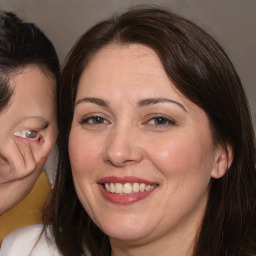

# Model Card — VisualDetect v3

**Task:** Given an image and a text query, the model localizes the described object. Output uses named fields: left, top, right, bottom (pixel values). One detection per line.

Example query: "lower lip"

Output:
left=98, top=184, right=157, bottom=205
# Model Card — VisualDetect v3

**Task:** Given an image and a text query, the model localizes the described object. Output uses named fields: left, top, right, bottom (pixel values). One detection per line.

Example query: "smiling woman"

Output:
left=0, top=10, right=59, bottom=215
left=69, top=44, right=221, bottom=228
left=44, top=7, right=255, bottom=256
left=3, top=6, right=255, bottom=256
left=40, top=7, right=256, bottom=256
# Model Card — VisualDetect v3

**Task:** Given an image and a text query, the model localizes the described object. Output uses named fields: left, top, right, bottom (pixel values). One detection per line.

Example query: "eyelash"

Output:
left=80, top=115, right=109, bottom=125
left=13, top=130, right=40, bottom=140
left=80, top=114, right=175, bottom=128
left=146, top=115, right=176, bottom=127
left=12, top=123, right=49, bottom=141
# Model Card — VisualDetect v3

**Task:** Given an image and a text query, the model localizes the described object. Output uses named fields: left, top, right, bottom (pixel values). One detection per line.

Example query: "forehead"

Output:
left=84, top=43, right=163, bottom=75
left=0, top=65, right=56, bottom=122
left=77, top=43, right=181, bottom=98
left=9, top=65, right=55, bottom=99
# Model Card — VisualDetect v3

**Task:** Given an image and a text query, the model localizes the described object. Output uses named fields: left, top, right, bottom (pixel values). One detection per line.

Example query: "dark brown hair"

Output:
left=44, top=7, right=256, bottom=256
left=0, top=9, right=60, bottom=112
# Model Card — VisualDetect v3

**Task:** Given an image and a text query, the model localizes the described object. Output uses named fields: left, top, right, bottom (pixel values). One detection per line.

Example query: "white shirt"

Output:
left=0, top=224, right=61, bottom=256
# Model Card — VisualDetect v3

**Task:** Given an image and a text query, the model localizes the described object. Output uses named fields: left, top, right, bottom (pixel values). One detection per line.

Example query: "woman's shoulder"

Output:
left=0, top=224, right=61, bottom=256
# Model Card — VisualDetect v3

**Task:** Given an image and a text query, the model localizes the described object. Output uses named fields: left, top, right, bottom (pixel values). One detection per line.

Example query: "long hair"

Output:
left=44, top=7, right=256, bottom=256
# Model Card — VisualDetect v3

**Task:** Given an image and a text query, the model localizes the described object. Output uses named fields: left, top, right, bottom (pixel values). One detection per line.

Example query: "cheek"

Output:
left=147, top=134, right=214, bottom=179
left=68, top=130, right=102, bottom=216
left=68, top=130, right=101, bottom=178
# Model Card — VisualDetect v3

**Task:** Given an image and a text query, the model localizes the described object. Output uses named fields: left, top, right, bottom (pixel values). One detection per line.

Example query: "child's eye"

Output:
left=13, top=130, right=39, bottom=139
left=81, top=116, right=108, bottom=125
left=147, top=116, right=175, bottom=126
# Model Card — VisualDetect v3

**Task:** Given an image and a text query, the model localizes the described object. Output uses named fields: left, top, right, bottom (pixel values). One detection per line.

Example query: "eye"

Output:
left=147, top=116, right=175, bottom=127
left=80, top=115, right=108, bottom=125
left=13, top=130, right=39, bottom=139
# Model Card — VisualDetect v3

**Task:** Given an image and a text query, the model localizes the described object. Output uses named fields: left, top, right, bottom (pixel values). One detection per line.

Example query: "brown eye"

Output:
left=148, top=116, right=175, bottom=126
left=81, top=116, right=107, bottom=125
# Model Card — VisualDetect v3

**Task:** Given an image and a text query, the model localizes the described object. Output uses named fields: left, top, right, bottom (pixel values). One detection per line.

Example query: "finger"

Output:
left=13, top=138, right=38, bottom=177
left=0, top=140, right=27, bottom=183
left=0, top=150, right=13, bottom=183
left=0, top=139, right=36, bottom=183
left=13, top=135, right=50, bottom=178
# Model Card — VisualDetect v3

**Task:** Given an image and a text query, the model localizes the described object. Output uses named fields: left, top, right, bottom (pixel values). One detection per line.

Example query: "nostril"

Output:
left=103, top=131, right=143, bottom=166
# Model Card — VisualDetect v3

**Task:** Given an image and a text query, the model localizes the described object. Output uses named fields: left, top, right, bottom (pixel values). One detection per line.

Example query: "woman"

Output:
left=48, top=7, right=256, bottom=256
left=0, top=10, right=59, bottom=218
left=4, top=7, right=256, bottom=256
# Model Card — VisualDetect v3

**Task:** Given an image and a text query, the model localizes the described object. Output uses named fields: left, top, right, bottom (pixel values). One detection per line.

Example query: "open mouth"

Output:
left=103, top=182, right=158, bottom=195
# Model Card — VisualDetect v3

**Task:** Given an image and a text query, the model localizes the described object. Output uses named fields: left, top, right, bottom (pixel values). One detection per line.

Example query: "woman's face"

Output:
left=0, top=65, right=57, bottom=214
left=69, top=44, right=228, bottom=248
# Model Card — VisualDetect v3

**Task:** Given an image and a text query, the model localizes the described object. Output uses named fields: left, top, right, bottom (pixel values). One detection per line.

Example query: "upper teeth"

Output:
left=104, top=183, right=156, bottom=194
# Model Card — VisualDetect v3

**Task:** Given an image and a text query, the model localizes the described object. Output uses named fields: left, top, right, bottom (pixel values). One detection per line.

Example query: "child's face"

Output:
left=0, top=65, right=57, bottom=214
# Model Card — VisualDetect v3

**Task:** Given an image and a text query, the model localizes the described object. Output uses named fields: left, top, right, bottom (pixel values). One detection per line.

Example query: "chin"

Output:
left=99, top=218, right=155, bottom=243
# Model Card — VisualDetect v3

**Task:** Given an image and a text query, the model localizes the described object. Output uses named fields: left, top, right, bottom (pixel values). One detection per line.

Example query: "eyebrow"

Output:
left=138, top=97, right=187, bottom=112
left=75, top=97, right=110, bottom=107
left=24, top=116, right=48, bottom=122
left=23, top=116, right=49, bottom=127
left=75, top=97, right=187, bottom=112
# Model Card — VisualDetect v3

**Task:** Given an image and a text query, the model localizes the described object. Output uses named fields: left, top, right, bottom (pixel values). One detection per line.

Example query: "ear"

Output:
left=211, top=144, right=233, bottom=179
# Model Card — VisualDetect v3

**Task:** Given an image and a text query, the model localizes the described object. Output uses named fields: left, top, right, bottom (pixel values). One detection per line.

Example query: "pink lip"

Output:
left=97, top=176, right=158, bottom=205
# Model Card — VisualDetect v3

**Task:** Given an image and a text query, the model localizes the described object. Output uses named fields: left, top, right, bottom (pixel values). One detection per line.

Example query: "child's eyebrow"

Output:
left=23, top=116, right=49, bottom=128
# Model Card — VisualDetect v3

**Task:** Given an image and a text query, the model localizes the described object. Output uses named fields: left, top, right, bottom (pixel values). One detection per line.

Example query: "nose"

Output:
left=103, top=126, right=143, bottom=167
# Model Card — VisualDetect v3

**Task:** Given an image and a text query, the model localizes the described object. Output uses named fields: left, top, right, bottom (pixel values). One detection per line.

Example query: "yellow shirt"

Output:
left=0, top=171, right=51, bottom=245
